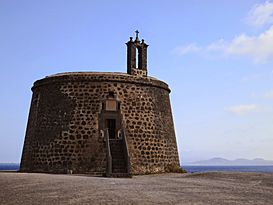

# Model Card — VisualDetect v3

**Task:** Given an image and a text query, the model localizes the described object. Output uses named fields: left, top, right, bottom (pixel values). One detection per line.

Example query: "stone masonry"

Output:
left=20, top=32, right=180, bottom=175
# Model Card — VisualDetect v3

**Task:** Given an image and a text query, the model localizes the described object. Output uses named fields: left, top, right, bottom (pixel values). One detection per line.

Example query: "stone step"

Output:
left=111, top=153, right=124, bottom=157
left=110, top=147, right=123, bottom=151
left=112, top=158, right=124, bottom=162
left=112, top=158, right=126, bottom=162
left=112, top=162, right=126, bottom=167
left=112, top=156, right=124, bottom=159
left=113, top=168, right=127, bottom=173
left=109, top=139, right=129, bottom=176
left=112, top=164, right=126, bottom=168
left=112, top=163, right=126, bottom=167
left=112, top=158, right=125, bottom=162
left=111, top=143, right=121, bottom=145
left=109, top=140, right=122, bottom=144
left=111, top=154, right=124, bottom=158
left=111, top=149, right=124, bottom=153
left=111, top=148, right=123, bottom=151
left=110, top=145, right=123, bottom=149
left=110, top=173, right=132, bottom=178
left=110, top=141, right=122, bottom=144
left=112, top=167, right=126, bottom=171
left=110, top=142, right=122, bottom=146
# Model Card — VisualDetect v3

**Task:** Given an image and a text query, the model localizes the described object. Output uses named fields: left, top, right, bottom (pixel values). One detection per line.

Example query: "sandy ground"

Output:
left=0, top=172, right=273, bottom=205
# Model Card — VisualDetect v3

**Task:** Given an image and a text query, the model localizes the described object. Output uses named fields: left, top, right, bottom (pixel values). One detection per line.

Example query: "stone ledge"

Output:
left=32, top=72, right=171, bottom=92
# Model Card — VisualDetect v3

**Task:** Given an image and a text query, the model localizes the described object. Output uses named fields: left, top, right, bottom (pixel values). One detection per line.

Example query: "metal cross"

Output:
left=135, top=30, right=139, bottom=38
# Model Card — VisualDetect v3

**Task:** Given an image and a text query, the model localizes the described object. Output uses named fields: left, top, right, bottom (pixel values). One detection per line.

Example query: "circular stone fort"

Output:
left=20, top=33, right=181, bottom=177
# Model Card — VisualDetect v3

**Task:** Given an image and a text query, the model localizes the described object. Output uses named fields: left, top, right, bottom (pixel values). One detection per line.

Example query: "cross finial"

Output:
left=135, top=30, right=139, bottom=38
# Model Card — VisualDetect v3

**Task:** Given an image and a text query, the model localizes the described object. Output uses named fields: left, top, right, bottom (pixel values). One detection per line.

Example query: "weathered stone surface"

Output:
left=20, top=35, right=180, bottom=175
left=20, top=72, right=180, bottom=175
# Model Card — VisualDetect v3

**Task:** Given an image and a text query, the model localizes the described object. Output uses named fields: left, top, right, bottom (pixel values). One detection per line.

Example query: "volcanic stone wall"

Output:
left=20, top=72, right=180, bottom=174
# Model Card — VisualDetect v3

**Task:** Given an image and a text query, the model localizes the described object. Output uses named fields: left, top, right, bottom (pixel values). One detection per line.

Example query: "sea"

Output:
left=0, top=164, right=20, bottom=171
left=1, top=164, right=273, bottom=173
left=183, top=165, right=273, bottom=173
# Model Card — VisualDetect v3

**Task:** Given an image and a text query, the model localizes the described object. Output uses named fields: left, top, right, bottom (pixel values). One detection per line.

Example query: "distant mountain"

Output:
left=187, top=157, right=273, bottom=166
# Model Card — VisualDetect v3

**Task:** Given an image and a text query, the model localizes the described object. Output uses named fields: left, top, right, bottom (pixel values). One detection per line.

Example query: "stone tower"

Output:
left=126, top=30, right=148, bottom=77
left=20, top=32, right=181, bottom=176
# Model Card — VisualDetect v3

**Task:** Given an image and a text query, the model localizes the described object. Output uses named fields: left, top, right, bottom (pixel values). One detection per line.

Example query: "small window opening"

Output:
left=136, top=47, right=140, bottom=69
left=108, top=91, right=115, bottom=98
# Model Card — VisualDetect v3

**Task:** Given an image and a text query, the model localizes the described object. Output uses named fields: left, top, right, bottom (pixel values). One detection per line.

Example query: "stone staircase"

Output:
left=109, top=139, right=131, bottom=178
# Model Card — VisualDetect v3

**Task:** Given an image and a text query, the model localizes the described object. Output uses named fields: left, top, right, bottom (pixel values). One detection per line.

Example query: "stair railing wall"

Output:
left=105, top=128, right=112, bottom=177
left=122, top=128, right=131, bottom=174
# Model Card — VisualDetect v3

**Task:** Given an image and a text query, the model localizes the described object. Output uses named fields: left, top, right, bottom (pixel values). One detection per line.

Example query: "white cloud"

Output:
left=210, top=27, right=273, bottom=63
left=225, top=104, right=260, bottom=116
left=246, top=1, right=273, bottom=27
left=174, top=26, right=273, bottom=63
left=173, top=43, right=201, bottom=55
left=173, top=2, right=273, bottom=64
left=265, top=90, right=273, bottom=98
left=207, top=39, right=227, bottom=51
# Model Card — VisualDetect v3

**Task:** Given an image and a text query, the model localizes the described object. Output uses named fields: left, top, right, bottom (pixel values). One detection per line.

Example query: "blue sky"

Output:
left=1, top=0, right=273, bottom=164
